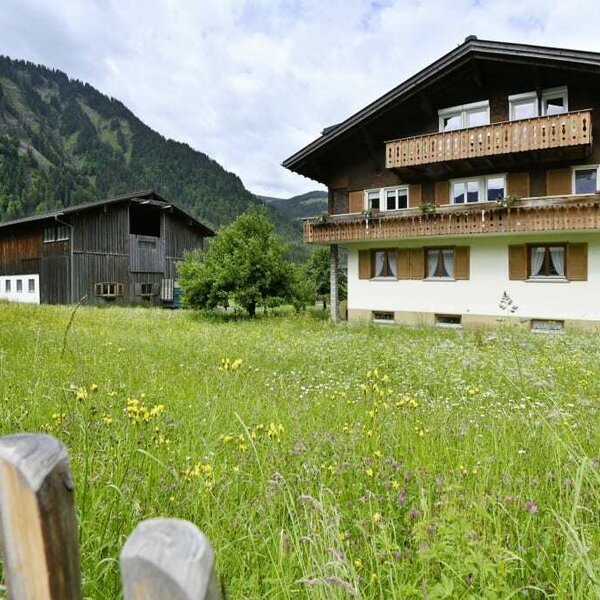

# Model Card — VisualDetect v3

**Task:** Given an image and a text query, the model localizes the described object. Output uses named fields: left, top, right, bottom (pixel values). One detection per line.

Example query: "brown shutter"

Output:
left=546, top=168, right=572, bottom=196
left=409, top=184, right=422, bottom=207
left=508, top=245, right=528, bottom=280
left=396, top=248, right=410, bottom=279
left=506, top=172, right=530, bottom=199
left=454, top=246, right=470, bottom=280
left=567, top=243, right=588, bottom=281
left=434, top=181, right=450, bottom=206
left=349, top=191, right=364, bottom=213
left=409, top=248, right=424, bottom=280
left=358, top=250, right=371, bottom=279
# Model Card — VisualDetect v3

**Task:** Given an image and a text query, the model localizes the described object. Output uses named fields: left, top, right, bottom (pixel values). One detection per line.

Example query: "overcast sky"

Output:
left=2, top=1, right=600, bottom=198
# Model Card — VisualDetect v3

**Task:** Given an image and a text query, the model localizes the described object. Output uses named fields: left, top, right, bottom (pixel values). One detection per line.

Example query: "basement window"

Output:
left=16, top=279, right=22, bottom=293
left=531, top=319, right=564, bottom=333
left=130, top=204, right=161, bottom=237
left=372, top=311, right=394, bottom=323
left=140, top=283, right=154, bottom=296
left=95, top=282, right=124, bottom=298
left=435, top=314, right=462, bottom=328
left=5, top=280, right=10, bottom=293
left=28, top=279, right=35, bottom=293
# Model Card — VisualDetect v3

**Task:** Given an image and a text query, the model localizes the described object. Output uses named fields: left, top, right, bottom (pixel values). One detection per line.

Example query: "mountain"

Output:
left=0, top=55, right=308, bottom=257
left=261, top=190, right=327, bottom=221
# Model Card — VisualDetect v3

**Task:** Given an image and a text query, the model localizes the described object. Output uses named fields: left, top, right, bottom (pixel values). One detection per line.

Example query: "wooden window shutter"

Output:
left=546, top=168, right=572, bottom=196
left=454, top=246, right=470, bottom=280
left=567, top=243, right=588, bottom=281
left=434, top=181, right=449, bottom=206
left=349, top=191, right=364, bottom=214
left=358, top=250, right=371, bottom=279
left=409, top=248, right=424, bottom=279
left=508, top=245, right=528, bottom=280
left=409, top=184, right=422, bottom=207
left=396, top=248, right=410, bottom=279
left=506, top=172, right=530, bottom=199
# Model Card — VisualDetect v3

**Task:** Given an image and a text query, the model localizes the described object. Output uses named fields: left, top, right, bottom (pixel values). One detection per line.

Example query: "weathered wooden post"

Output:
left=0, top=433, right=82, bottom=599
left=120, top=518, right=221, bottom=600
left=330, top=243, right=340, bottom=323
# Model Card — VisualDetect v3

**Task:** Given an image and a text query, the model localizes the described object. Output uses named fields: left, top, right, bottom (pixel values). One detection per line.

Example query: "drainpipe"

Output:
left=330, top=244, right=340, bottom=323
left=55, top=215, right=74, bottom=304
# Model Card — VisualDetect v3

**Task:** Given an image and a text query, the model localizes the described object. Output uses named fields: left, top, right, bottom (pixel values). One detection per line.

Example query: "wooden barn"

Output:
left=0, top=190, right=214, bottom=306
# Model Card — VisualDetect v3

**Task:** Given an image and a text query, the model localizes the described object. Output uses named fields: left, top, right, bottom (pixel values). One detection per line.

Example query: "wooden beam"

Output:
left=120, top=518, right=221, bottom=600
left=0, top=434, right=82, bottom=600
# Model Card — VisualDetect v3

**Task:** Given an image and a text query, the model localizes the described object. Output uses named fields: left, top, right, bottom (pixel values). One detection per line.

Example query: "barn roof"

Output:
left=0, top=190, right=215, bottom=236
left=282, top=36, right=600, bottom=175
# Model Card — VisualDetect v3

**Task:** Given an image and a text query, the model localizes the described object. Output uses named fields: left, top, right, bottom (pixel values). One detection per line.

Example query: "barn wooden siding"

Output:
left=0, top=200, right=207, bottom=306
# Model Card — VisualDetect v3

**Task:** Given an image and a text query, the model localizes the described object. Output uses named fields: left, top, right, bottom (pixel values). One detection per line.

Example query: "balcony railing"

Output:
left=385, top=110, right=592, bottom=169
left=303, top=194, right=600, bottom=244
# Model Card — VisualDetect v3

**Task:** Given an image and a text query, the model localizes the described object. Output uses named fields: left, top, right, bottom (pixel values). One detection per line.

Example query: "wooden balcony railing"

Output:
left=385, top=110, right=592, bottom=169
left=304, top=194, right=600, bottom=244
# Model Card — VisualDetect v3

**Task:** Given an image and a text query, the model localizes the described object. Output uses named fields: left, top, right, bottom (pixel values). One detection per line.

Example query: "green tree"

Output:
left=304, top=247, right=347, bottom=309
left=179, top=209, right=292, bottom=317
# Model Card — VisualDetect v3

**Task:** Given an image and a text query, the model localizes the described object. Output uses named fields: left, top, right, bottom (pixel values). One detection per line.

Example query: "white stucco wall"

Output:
left=346, top=232, right=600, bottom=321
left=0, top=274, right=40, bottom=304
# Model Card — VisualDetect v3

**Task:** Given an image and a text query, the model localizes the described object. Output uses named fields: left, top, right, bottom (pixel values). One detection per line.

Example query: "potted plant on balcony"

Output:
left=314, top=212, right=329, bottom=224
left=495, top=195, right=520, bottom=209
left=420, top=202, right=436, bottom=215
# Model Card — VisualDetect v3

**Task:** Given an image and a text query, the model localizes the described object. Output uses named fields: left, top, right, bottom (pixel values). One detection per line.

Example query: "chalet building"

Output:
left=0, top=190, right=213, bottom=306
left=284, top=37, right=600, bottom=331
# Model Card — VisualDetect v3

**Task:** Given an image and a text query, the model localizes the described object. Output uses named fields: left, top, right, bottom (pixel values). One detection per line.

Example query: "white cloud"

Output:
left=1, top=0, right=600, bottom=197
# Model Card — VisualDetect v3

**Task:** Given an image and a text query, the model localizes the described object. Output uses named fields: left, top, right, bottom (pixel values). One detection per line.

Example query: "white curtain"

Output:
left=549, top=247, right=565, bottom=276
left=375, top=252, right=385, bottom=277
left=442, top=249, right=454, bottom=277
left=427, top=250, right=438, bottom=278
left=387, top=253, right=397, bottom=277
left=531, top=247, right=546, bottom=276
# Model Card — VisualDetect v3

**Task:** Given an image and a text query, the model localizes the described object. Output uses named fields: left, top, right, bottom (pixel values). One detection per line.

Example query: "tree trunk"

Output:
left=247, top=301, right=256, bottom=318
left=330, top=245, right=340, bottom=323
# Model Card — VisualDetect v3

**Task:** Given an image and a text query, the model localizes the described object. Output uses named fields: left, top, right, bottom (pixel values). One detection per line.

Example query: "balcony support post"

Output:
left=330, top=244, right=340, bottom=323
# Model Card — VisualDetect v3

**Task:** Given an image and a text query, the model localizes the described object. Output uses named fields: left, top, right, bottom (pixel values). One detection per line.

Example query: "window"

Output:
left=140, top=283, right=154, bottom=296
left=438, top=101, right=490, bottom=132
left=435, top=314, right=462, bottom=328
left=5, top=280, right=10, bottom=293
left=373, top=250, right=396, bottom=278
left=531, top=319, right=564, bottom=333
left=95, top=282, right=124, bottom=297
left=510, top=87, right=569, bottom=121
left=372, top=311, right=394, bottom=323
left=365, top=186, right=409, bottom=212
left=529, top=245, right=566, bottom=279
left=541, top=86, right=568, bottom=116
left=426, top=248, right=454, bottom=279
left=573, top=166, right=598, bottom=195
left=28, top=279, right=35, bottom=293
left=438, top=100, right=490, bottom=132
left=43, top=227, right=56, bottom=243
left=130, top=204, right=161, bottom=237
left=451, top=175, right=506, bottom=204
left=16, top=279, right=22, bottom=292
left=43, top=225, right=69, bottom=243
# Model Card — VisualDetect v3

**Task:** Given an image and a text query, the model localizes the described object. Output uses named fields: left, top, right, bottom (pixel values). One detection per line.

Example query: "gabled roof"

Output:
left=0, top=189, right=215, bottom=236
left=283, top=36, right=600, bottom=174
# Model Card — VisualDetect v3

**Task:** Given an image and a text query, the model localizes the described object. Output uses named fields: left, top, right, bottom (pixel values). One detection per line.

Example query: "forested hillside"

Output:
left=261, top=190, right=327, bottom=221
left=0, top=55, right=303, bottom=249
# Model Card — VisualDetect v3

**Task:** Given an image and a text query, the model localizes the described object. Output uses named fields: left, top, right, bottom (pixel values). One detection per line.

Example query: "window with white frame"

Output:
left=438, top=100, right=490, bottom=132
left=572, top=165, right=599, bottom=195
left=450, top=175, right=506, bottom=204
left=365, top=186, right=409, bottom=212
left=426, top=248, right=454, bottom=279
left=509, top=87, right=568, bottom=121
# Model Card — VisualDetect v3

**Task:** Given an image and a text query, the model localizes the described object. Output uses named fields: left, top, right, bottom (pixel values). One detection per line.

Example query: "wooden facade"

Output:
left=0, top=191, right=213, bottom=306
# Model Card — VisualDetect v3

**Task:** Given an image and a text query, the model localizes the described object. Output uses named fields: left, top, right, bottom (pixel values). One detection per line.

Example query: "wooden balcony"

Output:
left=385, top=110, right=592, bottom=171
left=304, top=194, right=600, bottom=244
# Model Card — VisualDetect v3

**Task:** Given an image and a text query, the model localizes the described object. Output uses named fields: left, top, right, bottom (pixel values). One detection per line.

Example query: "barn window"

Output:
left=95, top=282, right=124, bottom=298
left=28, top=279, right=35, bottom=293
left=140, top=283, right=154, bottom=296
left=130, top=204, right=161, bottom=237
left=43, top=227, right=56, bottom=243
left=43, top=225, right=69, bottom=243
left=16, top=279, right=22, bottom=292
left=5, top=280, right=11, bottom=293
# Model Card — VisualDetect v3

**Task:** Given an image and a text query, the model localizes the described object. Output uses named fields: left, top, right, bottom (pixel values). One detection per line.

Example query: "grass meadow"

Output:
left=1, top=302, right=600, bottom=598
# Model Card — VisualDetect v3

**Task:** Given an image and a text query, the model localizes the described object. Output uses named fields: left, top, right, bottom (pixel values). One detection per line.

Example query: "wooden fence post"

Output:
left=120, top=518, right=221, bottom=600
left=0, top=433, right=82, bottom=599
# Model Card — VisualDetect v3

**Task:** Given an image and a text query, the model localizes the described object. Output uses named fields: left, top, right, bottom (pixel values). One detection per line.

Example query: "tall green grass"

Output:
left=0, top=303, right=599, bottom=598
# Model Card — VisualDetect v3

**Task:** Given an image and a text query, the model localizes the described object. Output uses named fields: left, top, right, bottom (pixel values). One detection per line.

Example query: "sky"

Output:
left=1, top=0, right=600, bottom=198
